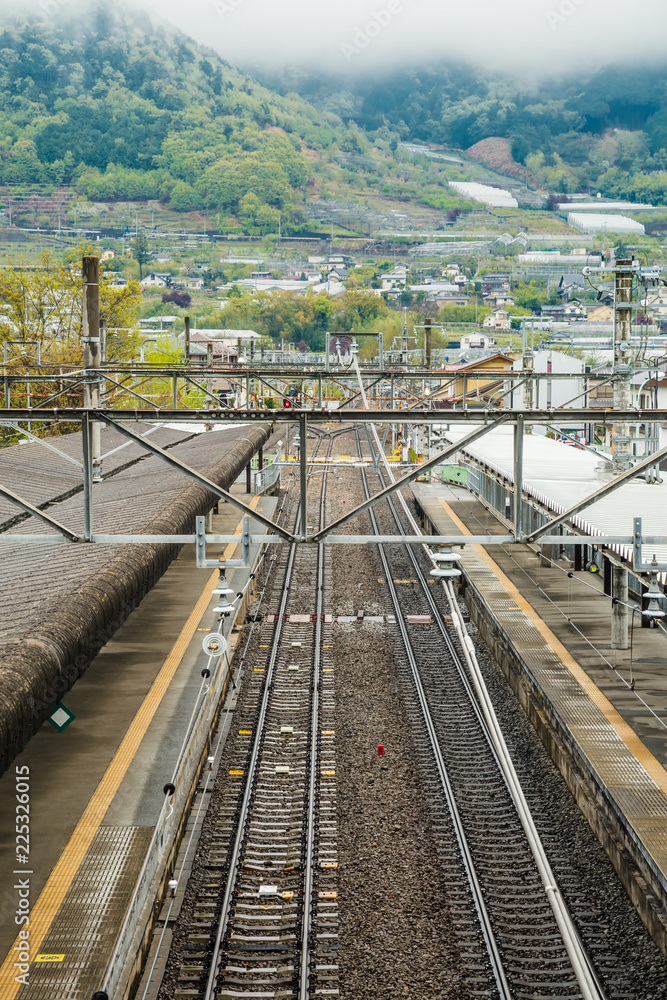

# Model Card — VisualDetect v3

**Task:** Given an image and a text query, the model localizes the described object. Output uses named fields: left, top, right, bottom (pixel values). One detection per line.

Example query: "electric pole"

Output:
left=82, top=256, right=102, bottom=481
left=613, top=260, right=634, bottom=469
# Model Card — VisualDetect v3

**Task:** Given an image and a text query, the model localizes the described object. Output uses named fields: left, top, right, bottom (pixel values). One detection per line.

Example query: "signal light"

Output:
left=283, top=399, right=293, bottom=409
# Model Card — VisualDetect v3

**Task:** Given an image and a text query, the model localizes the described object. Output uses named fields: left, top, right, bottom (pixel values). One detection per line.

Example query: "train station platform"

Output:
left=0, top=488, right=278, bottom=1000
left=411, top=481, right=667, bottom=955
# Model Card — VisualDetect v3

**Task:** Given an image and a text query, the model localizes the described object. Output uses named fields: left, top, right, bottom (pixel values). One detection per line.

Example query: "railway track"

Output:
left=203, top=430, right=338, bottom=1000
left=161, top=430, right=340, bottom=1000
left=354, top=425, right=611, bottom=1000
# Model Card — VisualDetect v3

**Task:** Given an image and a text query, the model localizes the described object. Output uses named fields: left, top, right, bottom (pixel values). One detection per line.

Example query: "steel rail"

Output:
left=203, top=432, right=331, bottom=1000
left=298, top=434, right=332, bottom=999
left=355, top=426, right=512, bottom=1000
left=362, top=428, right=607, bottom=1000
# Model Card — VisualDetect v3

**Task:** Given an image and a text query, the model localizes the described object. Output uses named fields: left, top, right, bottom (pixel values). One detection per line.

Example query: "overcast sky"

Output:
left=131, top=0, right=667, bottom=77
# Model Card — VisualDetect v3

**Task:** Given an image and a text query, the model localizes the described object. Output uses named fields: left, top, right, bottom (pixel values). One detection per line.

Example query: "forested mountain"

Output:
left=5, top=2, right=667, bottom=217
left=256, top=63, right=667, bottom=202
left=0, top=6, right=351, bottom=231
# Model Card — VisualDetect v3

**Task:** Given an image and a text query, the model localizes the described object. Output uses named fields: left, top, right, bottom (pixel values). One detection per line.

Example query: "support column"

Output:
left=378, top=332, right=384, bottom=372
left=523, top=343, right=534, bottom=434
left=82, top=255, right=102, bottom=481
left=612, top=564, right=629, bottom=649
left=325, top=332, right=330, bottom=373
left=81, top=411, right=93, bottom=542
left=514, top=415, right=524, bottom=540
left=425, top=318, right=432, bottom=370
left=300, top=413, right=308, bottom=539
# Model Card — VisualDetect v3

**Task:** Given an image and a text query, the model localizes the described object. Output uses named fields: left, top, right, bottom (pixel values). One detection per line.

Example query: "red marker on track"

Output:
left=378, top=743, right=384, bottom=757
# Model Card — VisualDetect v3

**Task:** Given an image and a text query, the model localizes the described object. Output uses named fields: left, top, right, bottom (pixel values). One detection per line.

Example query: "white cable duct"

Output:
left=353, top=358, right=603, bottom=1000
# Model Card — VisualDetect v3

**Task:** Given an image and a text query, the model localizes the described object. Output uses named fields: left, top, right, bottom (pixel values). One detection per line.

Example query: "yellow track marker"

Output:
left=0, top=502, right=262, bottom=996
left=438, top=497, right=667, bottom=796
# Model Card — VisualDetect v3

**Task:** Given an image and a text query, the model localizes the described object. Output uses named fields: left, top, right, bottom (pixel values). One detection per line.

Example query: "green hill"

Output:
left=0, top=6, right=479, bottom=234
left=255, top=62, right=667, bottom=205
left=0, top=6, right=348, bottom=233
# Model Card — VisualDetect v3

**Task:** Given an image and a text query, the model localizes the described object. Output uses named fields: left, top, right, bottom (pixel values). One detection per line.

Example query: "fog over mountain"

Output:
left=135, top=0, right=667, bottom=77
left=13, top=0, right=667, bottom=78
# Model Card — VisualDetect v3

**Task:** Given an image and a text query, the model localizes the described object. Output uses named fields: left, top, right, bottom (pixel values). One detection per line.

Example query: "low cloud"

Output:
left=140, top=0, right=667, bottom=77
left=10, top=0, right=667, bottom=78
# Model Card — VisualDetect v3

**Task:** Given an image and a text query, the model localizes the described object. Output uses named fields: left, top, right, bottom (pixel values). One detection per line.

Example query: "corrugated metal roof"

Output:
left=441, top=424, right=667, bottom=576
left=0, top=423, right=194, bottom=530
left=0, top=424, right=261, bottom=645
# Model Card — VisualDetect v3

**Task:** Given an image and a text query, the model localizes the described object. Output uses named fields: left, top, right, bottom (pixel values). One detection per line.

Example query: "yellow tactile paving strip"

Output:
left=0, top=499, right=261, bottom=999
left=427, top=495, right=667, bottom=880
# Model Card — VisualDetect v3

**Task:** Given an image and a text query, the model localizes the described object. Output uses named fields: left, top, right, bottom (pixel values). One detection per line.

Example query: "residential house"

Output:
left=586, top=304, right=614, bottom=323
left=381, top=266, right=409, bottom=290
left=491, top=291, right=515, bottom=307
left=645, top=289, right=667, bottom=326
left=587, top=362, right=614, bottom=411
left=140, top=272, right=172, bottom=288
left=327, top=266, right=350, bottom=282
left=481, top=273, right=511, bottom=294
left=558, top=274, right=586, bottom=300
left=284, top=269, right=323, bottom=283
left=460, top=333, right=497, bottom=350
left=441, top=263, right=461, bottom=278
left=541, top=300, right=586, bottom=321
left=483, top=308, right=511, bottom=332
left=186, top=331, right=239, bottom=365
left=432, top=353, right=515, bottom=408
left=426, top=290, right=469, bottom=307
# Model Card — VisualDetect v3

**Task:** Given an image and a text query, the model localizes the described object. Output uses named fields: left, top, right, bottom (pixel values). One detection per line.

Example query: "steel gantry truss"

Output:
left=1, top=406, right=666, bottom=556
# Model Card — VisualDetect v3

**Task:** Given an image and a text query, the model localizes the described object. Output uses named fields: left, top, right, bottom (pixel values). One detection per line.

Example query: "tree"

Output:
left=0, top=248, right=141, bottom=394
left=131, top=234, right=151, bottom=278
left=162, top=290, right=192, bottom=308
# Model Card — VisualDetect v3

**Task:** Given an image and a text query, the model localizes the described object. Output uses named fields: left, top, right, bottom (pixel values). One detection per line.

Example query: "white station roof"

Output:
left=440, top=424, right=667, bottom=579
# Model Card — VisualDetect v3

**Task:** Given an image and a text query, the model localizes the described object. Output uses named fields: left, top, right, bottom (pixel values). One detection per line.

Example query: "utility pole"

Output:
left=613, top=260, right=634, bottom=470
left=82, top=256, right=102, bottom=481
left=522, top=324, right=534, bottom=434
left=611, top=266, right=633, bottom=647
left=184, top=315, right=191, bottom=363
left=425, top=317, right=432, bottom=370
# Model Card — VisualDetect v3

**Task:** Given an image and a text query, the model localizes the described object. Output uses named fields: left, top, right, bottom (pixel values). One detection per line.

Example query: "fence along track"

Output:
left=201, top=429, right=339, bottom=1000
left=355, top=425, right=607, bottom=1000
